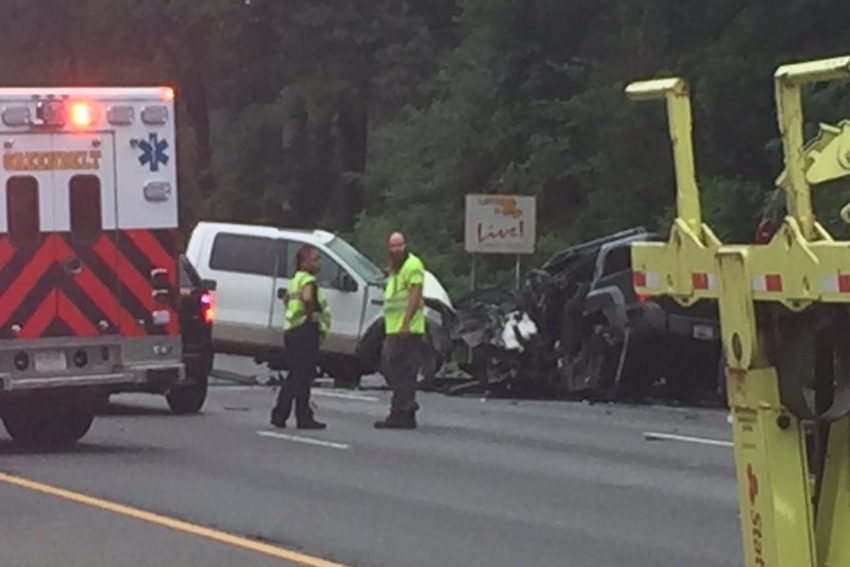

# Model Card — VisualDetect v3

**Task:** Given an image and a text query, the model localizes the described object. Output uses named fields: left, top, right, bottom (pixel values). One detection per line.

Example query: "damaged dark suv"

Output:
left=454, top=227, right=722, bottom=404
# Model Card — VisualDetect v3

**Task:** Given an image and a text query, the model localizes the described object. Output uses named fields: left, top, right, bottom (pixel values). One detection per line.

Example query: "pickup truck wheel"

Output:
left=2, top=402, right=95, bottom=447
left=418, top=352, right=444, bottom=391
left=166, top=374, right=208, bottom=414
left=333, top=366, right=362, bottom=389
left=324, top=355, right=363, bottom=390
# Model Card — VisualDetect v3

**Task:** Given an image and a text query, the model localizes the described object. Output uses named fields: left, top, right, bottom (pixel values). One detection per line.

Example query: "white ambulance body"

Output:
left=0, top=87, right=186, bottom=446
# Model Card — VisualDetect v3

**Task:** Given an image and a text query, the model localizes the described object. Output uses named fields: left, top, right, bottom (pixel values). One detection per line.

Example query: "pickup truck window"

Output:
left=283, top=240, right=345, bottom=287
left=275, top=240, right=292, bottom=278
left=316, top=249, right=343, bottom=287
left=281, top=240, right=345, bottom=288
left=326, top=236, right=384, bottom=282
left=601, top=246, right=631, bottom=277
left=210, top=233, right=277, bottom=277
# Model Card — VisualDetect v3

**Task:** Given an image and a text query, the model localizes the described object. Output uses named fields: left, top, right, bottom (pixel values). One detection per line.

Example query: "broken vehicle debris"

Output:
left=451, top=227, right=723, bottom=404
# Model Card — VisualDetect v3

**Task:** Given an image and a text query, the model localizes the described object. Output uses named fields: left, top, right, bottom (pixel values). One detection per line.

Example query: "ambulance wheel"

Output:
left=2, top=402, right=95, bottom=447
left=166, top=375, right=208, bottom=414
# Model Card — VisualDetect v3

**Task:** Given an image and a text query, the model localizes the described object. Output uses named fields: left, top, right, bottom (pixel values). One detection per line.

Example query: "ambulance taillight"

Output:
left=69, top=101, right=95, bottom=128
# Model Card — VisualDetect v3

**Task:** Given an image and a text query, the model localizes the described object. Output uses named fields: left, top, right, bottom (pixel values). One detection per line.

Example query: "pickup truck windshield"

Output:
left=326, top=237, right=385, bottom=283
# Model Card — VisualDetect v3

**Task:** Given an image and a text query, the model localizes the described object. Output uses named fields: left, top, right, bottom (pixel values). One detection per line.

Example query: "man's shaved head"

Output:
left=387, top=231, right=408, bottom=269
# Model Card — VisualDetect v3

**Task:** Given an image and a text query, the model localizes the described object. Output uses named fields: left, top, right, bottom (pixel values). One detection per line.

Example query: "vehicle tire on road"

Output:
left=333, top=363, right=362, bottom=390
left=166, top=374, right=208, bottom=414
left=2, top=397, right=96, bottom=447
left=418, top=351, right=444, bottom=391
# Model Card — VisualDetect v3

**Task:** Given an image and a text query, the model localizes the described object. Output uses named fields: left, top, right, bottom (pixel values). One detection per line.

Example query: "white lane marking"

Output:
left=312, top=390, right=380, bottom=402
left=210, top=385, right=379, bottom=402
left=257, top=431, right=350, bottom=450
left=643, top=431, right=733, bottom=448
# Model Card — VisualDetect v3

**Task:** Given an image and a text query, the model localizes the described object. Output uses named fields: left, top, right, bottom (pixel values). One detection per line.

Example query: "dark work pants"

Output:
left=383, top=334, right=425, bottom=413
left=273, top=322, right=320, bottom=424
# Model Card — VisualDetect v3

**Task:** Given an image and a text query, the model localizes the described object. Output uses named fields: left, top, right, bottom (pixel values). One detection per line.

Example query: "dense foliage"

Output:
left=4, top=0, right=850, bottom=295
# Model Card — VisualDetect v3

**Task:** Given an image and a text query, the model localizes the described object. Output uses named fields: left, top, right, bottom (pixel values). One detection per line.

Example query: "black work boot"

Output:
left=270, top=408, right=287, bottom=428
left=374, top=410, right=416, bottom=429
left=296, top=413, right=327, bottom=429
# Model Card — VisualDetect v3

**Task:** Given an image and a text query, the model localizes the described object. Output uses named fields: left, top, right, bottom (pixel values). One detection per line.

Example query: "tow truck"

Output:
left=629, top=55, right=850, bottom=567
left=0, top=87, right=185, bottom=446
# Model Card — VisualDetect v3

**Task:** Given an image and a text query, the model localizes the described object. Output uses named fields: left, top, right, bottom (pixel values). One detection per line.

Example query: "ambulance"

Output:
left=0, top=87, right=186, bottom=446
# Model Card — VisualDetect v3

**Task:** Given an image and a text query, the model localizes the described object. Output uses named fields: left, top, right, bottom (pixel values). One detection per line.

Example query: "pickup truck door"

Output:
left=269, top=239, right=288, bottom=348
left=363, top=282, right=385, bottom=333
left=206, top=232, right=279, bottom=348
left=314, top=247, right=362, bottom=354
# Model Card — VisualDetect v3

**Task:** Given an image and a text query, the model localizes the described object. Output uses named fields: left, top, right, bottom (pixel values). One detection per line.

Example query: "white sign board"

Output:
left=464, top=194, right=536, bottom=254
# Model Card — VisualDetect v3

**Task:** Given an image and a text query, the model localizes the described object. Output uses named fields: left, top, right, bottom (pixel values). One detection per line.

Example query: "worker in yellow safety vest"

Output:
left=375, top=231, right=426, bottom=429
left=271, top=244, right=330, bottom=429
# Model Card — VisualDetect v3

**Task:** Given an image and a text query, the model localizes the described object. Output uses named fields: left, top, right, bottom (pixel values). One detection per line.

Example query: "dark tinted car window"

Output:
left=601, top=246, right=632, bottom=276
left=316, top=249, right=343, bottom=287
left=210, top=233, right=277, bottom=276
left=283, top=240, right=343, bottom=287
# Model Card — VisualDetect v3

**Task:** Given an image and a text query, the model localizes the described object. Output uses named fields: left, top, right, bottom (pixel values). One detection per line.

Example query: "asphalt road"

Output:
left=0, top=356, right=743, bottom=567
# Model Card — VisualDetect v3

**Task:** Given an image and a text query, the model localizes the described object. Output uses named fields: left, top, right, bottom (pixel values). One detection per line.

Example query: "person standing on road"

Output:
left=271, top=245, right=330, bottom=430
left=375, top=231, right=426, bottom=429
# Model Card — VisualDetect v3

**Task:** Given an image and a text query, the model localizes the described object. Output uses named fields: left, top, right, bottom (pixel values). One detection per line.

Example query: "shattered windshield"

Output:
left=326, top=236, right=385, bottom=283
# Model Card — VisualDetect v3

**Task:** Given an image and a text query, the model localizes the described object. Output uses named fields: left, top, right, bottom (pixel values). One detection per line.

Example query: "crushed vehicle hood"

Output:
left=423, top=271, right=454, bottom=311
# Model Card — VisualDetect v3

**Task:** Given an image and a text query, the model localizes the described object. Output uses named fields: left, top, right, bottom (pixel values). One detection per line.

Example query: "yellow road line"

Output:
left=0, top=471, right=357, bottom=567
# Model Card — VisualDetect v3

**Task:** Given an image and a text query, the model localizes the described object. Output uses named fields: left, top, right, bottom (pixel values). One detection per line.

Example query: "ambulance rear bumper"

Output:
left=0, top=366, right=186, bottom=392
left=1, top=371, right=135, bottom=391
left=0, top=336, right=185, bottom=393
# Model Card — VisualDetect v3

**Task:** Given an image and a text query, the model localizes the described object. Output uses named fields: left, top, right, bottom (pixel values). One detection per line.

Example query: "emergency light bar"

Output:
left=69, top=101, right=95, bottom=128
left=0, top=91, right=173, bottom=128
left=1, top=106, right=29, bottom=126
left=141, top=105, right=168, bottom=125
left=107, top=105, right=134, bottom=125
left=35, top=100, right=65, bottom=127
left=1, top=100, right=90, bottom=128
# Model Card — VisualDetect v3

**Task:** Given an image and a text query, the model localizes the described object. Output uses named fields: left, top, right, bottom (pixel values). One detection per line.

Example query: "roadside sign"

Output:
left=464, top=194, right=536, bottom=254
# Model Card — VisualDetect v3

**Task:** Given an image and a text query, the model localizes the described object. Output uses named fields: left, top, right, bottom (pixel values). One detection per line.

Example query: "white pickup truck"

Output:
left=185, top=222, right=456, bottom=386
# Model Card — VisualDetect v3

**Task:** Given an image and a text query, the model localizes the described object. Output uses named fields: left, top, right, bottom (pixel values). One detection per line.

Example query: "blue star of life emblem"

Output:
left=138, top=133, right=170, bottom=172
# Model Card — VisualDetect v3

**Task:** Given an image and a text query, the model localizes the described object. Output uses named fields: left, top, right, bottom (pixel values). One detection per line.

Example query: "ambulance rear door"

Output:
left=51, top=130, right=124, bottom=338
left=0, top=133, right=59, bottom=341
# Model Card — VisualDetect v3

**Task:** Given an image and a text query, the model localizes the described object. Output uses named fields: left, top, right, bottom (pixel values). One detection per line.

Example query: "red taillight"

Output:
left=200, top=292, right=215, bottom=324
left=637, top=294, right=651, bottom=303
left=70, top=101, right=95, bottom=128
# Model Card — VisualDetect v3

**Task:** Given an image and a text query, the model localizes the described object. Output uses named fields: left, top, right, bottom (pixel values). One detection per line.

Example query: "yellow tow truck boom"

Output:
left=629, top=55, right=850, bottom=567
